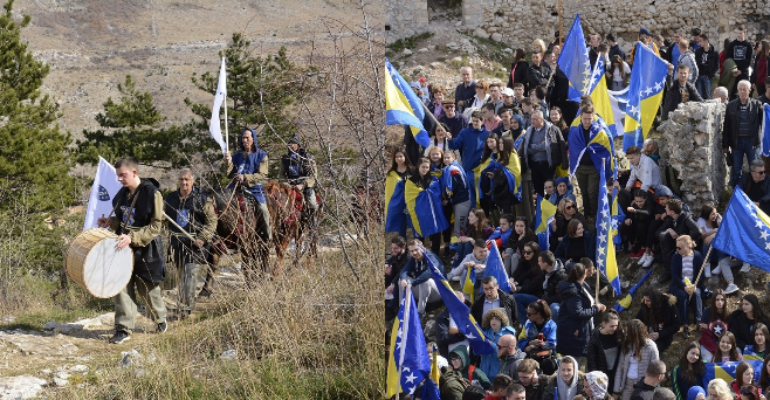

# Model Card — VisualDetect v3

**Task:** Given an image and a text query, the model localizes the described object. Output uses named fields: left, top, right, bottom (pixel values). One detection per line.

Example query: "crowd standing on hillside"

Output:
left=386, top=24, right=770, bottom=400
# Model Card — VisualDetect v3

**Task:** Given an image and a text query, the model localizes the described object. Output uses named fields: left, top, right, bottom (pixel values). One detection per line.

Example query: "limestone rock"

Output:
left=491, top=33, right=503, bottom=42
left=473, top=28, right=488, bottom=39
left=70, top=365, right=89, bottom=373
left=52, top=377, right=68, bottom=387
left=220, top=349, right=237, bottom=360
left=0, top=375, right=48, bottom=400
left=119, top=349, right=143, bottom=367
left=43, top=321, right=84, bottom=333
left=446, top=42, right=459, bottom=50
left=402, top=48, right=413, bottom=56
left=417, top=47, right=429, bottom=53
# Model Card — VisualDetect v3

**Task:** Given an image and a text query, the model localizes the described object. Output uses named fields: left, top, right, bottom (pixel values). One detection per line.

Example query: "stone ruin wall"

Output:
left=385, top=0, right=770, bottom=49
left=656, top=101, right=729, bottom=213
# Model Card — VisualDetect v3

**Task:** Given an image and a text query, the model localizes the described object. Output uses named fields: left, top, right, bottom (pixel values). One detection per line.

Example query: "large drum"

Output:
left=66, top=228, right=133, bottom=298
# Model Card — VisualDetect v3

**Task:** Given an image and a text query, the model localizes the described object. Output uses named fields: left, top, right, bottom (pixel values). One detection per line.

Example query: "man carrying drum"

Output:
left=98, top=157, right=167, bottom=345
left=164, top=168, right=217, bottom=318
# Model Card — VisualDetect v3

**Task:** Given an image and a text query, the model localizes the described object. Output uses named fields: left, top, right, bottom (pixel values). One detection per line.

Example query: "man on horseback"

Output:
left=279, top=134, right=318, bottom=221
left=163, top=168, right=217, bottom=317
left=226, top=127, right=272, bottom=241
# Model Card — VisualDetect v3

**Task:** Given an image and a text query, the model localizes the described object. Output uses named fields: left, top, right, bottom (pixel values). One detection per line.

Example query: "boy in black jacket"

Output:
left=694, top=34, right=719, bottom=99
left=726, top=26, right=753, bottom=99
left=620, top=189, right=655, bottom=259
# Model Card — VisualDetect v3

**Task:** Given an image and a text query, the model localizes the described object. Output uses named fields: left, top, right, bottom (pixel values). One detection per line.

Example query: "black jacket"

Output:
left=434, top=308, right=468, bottom=359
left=586, top=326, right=623, bottom=392
left=630, top=379, right=657, bottom=400
left=656, top=211, right=702, bottom=244
left=635, top=294, right=681, bottom=352
left=526, top=62, right=553, bottom=92
left=727, top=310, right=770, bottom=350
left=661, top=75, right=703, bottom=120
left=455, top=81, right=477, bottom=111
left=472, top=289, right=519, bottom=326
left=723, top=97, right=765, bottom=149
left=508, top=60, right=530, bottom=91
left=695, top=46, right=719, bottom=78
left=608, top=45, right=626, bottom=63
left=518, top=261, right=567, bottom=304
left=739, top=174, right=770, bottom=214
left=556, top=281, right=601, bottom=357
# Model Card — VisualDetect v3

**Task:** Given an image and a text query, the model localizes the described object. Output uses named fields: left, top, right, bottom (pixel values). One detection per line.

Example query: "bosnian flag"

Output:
left=83, top=157, right=122, bottom=230
left=209, top=57, right=228, bottom=155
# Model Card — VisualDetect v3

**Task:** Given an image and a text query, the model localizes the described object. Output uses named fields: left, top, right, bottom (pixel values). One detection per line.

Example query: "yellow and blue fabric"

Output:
left=484, top=241, right=512, bottom=293
left=622, top=43, right=668, bottom=151
left=462, top=266, right=476, bottom=306
left=430, top=163, right=443, bottom=179
left=441, top=161, right=467, bottom=198
left=742, top=345, right=765, bottom=361
left=534, top=194, right=557, bottom=250
left=611, top=187, right=625, bottom=247
left=556, top=14, right=591, bottom=102
left=568, top=121, right=618, bottom=180
left=427, top=253, right=497, bottom=354
left=405, top=176, right=449, bottom=238
left=473, top=156, right=494, bottom=207
left=762, top=104, right=770, bottom=157
left=495, top=154, right=523, bottom=202
left=420, top=344, right=441, bottom=400
left=711, top=186, right=770, bottom=272
left=386, top=285, right=431, bottom=397
left=702, top=361, right=763, bottom=387
left=613, top=269, right=652, bottom=313
left=385, top=171, right=407, bottom=233
left=588, top=55, right=618, bottom=137
left=384, top=57, right=430, bottom=148
left=597, top=161, right=621, bottom=296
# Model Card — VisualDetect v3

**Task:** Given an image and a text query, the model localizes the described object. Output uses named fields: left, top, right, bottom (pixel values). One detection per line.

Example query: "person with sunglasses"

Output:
left=550, top=198, right=588, bottom=251
left=670, top=235, right=706, bottom=339
left=739, top=159, right=770, bottom=215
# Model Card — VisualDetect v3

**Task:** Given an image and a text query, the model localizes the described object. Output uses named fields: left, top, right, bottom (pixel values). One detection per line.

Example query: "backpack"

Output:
left=440, top=369, right=473, bottom=400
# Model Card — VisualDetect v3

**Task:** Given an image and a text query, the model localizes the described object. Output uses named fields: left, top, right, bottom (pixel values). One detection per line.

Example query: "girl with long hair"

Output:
left=731, top=362, right=757, bottom=397
left=700, top=289, right=731, bottom=362
left=441, top=150, right=471, bottom=248
left=556, top=263, right=605, bottom=365
left=712, top=331, right=743, bottom=363
left=670, top=235, right=705, bottom=338
left=612, top=319, right=660, bottom=400
left=406, top=157, right=449, bottom=255
left=587, top=310, right=624, bottom=394
left=636, top=287, right=681, bottom=352
left=729, top=294, right=770, bottom=350
left=504, top=216, right=537, bottom=277
left=550, top=197, right=588, bottom=251
left=672, top=342, right=707, bottom=400
left=608, top=55, right=631, bottom=91
left=511, top=241, right=541, bottom=287
left=744, top=323, right=770, bottom=360
left=554, top=219, right=597, bottom=267
left=385, top=148, right=414, bottom=238
left=752, top=40, right=770, bottom=95
left=508, top=48, right=530, bottom=91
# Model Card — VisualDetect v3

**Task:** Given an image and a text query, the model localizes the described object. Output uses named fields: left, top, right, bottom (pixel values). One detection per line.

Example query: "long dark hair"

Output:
left=549, top=106, right=568, bottom=131
left=714, top=331, right=741, bottom=362
left=743, top=294, right=766, bottom=322
left=709, top=289, right=730, bottom=322
left=410, top=157, right=432, bottom=187
left=641, top=287, right=667, bottom=327
left=513, top=48, right=526, bottom=64
left=623, top=319, right=649, bottom=359
left=753, top=323, right=770, bottom=350
left=522, top=241, right=541, bottom=275
left=481, top=133, right=498, bottom=164
left=677, top=342, right=706, bottom=386
left=700, top=205, right=719, bottom=229
left=387, top=148, right=414, bottom=176
left=497, top=136, right=515, bottom=166
left=566, top=263, right=586, bottom=283
left=759, top=353, right=770, bottom=391
left=467, top=208, right=489, bottom=239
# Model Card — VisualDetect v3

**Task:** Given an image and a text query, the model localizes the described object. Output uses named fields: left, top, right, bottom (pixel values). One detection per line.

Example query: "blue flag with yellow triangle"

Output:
left=557, top=14, right=591, bottom=102
left=597, top=161, right=621, bottom=296
left=427, top=253, right=497, bottom=354
left=385, top=171, right=407, bottom=233
left=534, top=194, right=557, bottom=250
left=611, top=187, right=625, bottom=247
left=711, top=186, right=770, bottom=272
left=588, top=55, right=618, bottom=138
left=702, top=361, right=762, bottom=388
left=484, top=241, right=512, bottom=293
left=405, top=176, right=449, bottom=237
left=385, top=57, right=430, bottom=148
left=568, top=121, right=617, bottom=180
left=392, top=286, right=431, bottom=396
left=622, top=43, right=668, bottom=151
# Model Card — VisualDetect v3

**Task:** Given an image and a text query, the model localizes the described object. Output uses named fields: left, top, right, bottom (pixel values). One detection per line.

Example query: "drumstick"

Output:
left=164, top=213, right=196, bottom=242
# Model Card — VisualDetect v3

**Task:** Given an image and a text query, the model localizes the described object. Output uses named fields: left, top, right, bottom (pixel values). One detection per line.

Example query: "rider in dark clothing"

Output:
left=279, top=135, right=319, bottom=218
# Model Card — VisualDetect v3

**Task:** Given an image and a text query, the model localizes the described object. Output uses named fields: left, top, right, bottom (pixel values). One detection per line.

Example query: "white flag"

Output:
left=209, top=57, right=228, bottom=155
left=83, top=157, right=123, bottom=230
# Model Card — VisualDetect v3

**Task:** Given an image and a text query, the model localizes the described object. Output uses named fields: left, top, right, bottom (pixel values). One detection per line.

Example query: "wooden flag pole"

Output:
left=595, top=263, right=601, bottom=304
left=689, top=245, right=713, bottom=300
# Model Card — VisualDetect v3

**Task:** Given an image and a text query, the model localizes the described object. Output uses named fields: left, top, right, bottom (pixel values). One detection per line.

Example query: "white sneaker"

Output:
left=711, top=264, right=722, bottom=275
left=704, top=262, right=712, bottom=278
left=725, top=283, right=739, bottom=295
left=740, top=263, right=751, bottom=273
left=638, top=253, right=649, bottom=265
left=641, top=254, right=655, bottom=268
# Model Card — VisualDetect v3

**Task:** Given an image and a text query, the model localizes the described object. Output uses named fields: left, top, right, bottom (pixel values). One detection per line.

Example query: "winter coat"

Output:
left=519, top=122, right=568, bottom=171
left=612, top=338, right=660, bottom=393
left=695, top=46, right=719, bottom=78
left=526, top=62, right=553, bottom=92
left=229, top=128, right=269, bottom=203
left=499, top=348, right=528, bottom=381
left=670, top=250, right=705, bottom=291
left=399, top=250, right=444, bottom=287
left=556, top=281, right=601, bottom=357
left=629, top=379, right=657, bottom=400
left=554, top=230, right=597, bottom=264
left=449, top=125, right=491, bottom=172
left=656, top=211, right=702, bottom=246
left=449, top=345, right=491, bottom=389
left=661, top=75, right=703, bottom=120
left=635, top=294, right=680, bottom=352
left=518, top=260, right=567, bottom=305
left=518, top=318, right=558, bottom=351
left=509, top=60, right=530, bottom=91
left=739, top=173, right=770, bottom=215
left=727, top=310, right=770, bottom=350
left=675, top=50, right=699, bottom=84
left=472, top=289, right=519, bottom=327
left=480, top=325, right=517, bottom=379
left=507, top=231, right=539, bottom=255
left=548, top=177, right=576, bottom=206
left=723, top=97, right=765, bottom=149
left=550, top=213, right=588, bottom=251
left=587, top=325, right=623, bottom=393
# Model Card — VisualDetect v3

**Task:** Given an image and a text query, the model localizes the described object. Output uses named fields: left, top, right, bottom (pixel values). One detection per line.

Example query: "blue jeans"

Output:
left=670, top=285, right=703, bottom=325
left=695, top=76, right=712, bottom=99
left=514, top=293, right=560, bottom=323
left=731, top=138, right=759, bottom=186
left=451, top=242, right=474, bottom=272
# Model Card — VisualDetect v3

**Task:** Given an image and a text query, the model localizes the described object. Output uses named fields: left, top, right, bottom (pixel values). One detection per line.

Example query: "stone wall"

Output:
left=657, top=101, right=728, bottom=213
left=385, top=0, right=430, bottom=44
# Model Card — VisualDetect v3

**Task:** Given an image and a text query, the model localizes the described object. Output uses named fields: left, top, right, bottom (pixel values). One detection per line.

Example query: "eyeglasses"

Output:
left=752, top=170, right=766, bottom=175
left=565, top=205, right=574, bottom=210
left=523, top=250, right=534, bottom=255
left=676, top=247, right=684, bottom=251
left=444, top=105, right=455, bottom=109
left=527, top=311, right=537, bottom=316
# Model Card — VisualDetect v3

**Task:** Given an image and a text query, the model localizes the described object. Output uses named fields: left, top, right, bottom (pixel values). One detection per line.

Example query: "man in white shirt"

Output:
left=619, top=145, right=662, bottom=210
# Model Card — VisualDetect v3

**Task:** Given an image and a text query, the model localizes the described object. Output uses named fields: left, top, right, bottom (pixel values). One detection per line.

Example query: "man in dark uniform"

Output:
left=164, top=168, right=217, bottom=318
left=97, top=157, right=167, bottom=344
left=279, top=135, right=318, bottom=219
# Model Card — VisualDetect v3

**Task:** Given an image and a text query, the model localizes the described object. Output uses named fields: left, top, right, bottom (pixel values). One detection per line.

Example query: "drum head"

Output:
left=84, top=238, right=133, bottom=298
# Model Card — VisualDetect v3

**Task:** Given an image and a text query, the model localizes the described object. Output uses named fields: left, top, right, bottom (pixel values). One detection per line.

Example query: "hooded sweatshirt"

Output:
left=556, top=356, right=582, bottom=400
left=230, top=128, right=268, bottom=203
left=449, top=345, right=491, bottom=389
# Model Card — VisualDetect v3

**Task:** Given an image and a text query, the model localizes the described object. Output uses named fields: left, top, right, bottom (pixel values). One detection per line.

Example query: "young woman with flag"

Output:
left=699, top=289, right=731, bottom=362
left=405, top=157, right=449, bottom=255
left=441, top=150, right=471, bottom=246
left=744, top=324, right=770, bottom=360
left=712, top=331, right=743, bottom=363
left=384, top=148, right=413, bottom=239
left=670, top=235, right=705, bottom=339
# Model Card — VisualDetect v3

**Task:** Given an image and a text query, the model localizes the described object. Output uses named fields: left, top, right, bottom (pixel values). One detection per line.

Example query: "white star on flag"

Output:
left=761, top=230, right=770, bottom=240
left=598, top=233, right=607, bottom=243
left=405, top=372, right=417, bottom=384
left=599, top=245, right=605, bottom=255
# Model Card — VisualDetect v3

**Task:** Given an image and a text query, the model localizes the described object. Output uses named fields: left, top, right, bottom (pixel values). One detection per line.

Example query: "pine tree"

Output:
left=185, top=34, right=304, bottom=166
left=76, top=75, right=211, bottom=168
left=0, top=0, right=74, bottom=210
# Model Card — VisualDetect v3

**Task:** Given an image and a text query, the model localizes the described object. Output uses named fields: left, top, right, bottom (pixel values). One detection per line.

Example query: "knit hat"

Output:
left=688, top=386, right=706, bottom=400
left=585, top=371, right=609, bottom=400
left=639, top=27, right=652, bottom=37
left=288, top=134, right=301, bottom=146
left=555, top=177, right=569, bottom=188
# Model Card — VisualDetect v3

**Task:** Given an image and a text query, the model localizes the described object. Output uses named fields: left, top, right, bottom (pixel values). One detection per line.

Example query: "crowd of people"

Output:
left=386, top=23, right=770, bottom=400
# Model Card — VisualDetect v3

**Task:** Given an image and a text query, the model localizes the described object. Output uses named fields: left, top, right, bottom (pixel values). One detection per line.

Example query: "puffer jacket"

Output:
left=556, top=281, right=601, bottom=357
left=635, top=294, right=680, bottom=352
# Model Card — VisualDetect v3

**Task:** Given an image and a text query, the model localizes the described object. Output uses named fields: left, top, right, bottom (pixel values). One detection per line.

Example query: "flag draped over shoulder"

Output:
left=427, top=254, right=497, bottom=354
left=611, top=187, right=625, bottom=247
left=623, top=43, right=668, bottom=151
left=385, top=171, right=407, bottom=233
left=702, top=361, right=763, bottom=388
left=613, top=269, right=652, bottom=313
left=405, top=177, right=450, bottom=237
left=589, top=56, right=617, bottom=137
left=711, top=187, right=770, bottom=272
left=534, top=194, right=557, bottom=250
left=209, top=57, right=228, bottom=156
left=386, top=286, right=431, bottom=397
left=568, top=121, right=617, bottom=179
left=421, top=344, right=442, bottom=400
left=84, top=157, right=122, bottom=230
left=484, top=241, right=512, bottom=293
left=385, top=57, right=430, bottom=148
left=495, top=153, right=522, bottom=202
left=473, top=157, right=494, bottom=208
left=597, top=162, right=621, bottom=296
left=557, top=14, right=591, bottom=102
left=762, top=104, right=770, bottom=157
left=441, top=161, right=466, bottom=198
